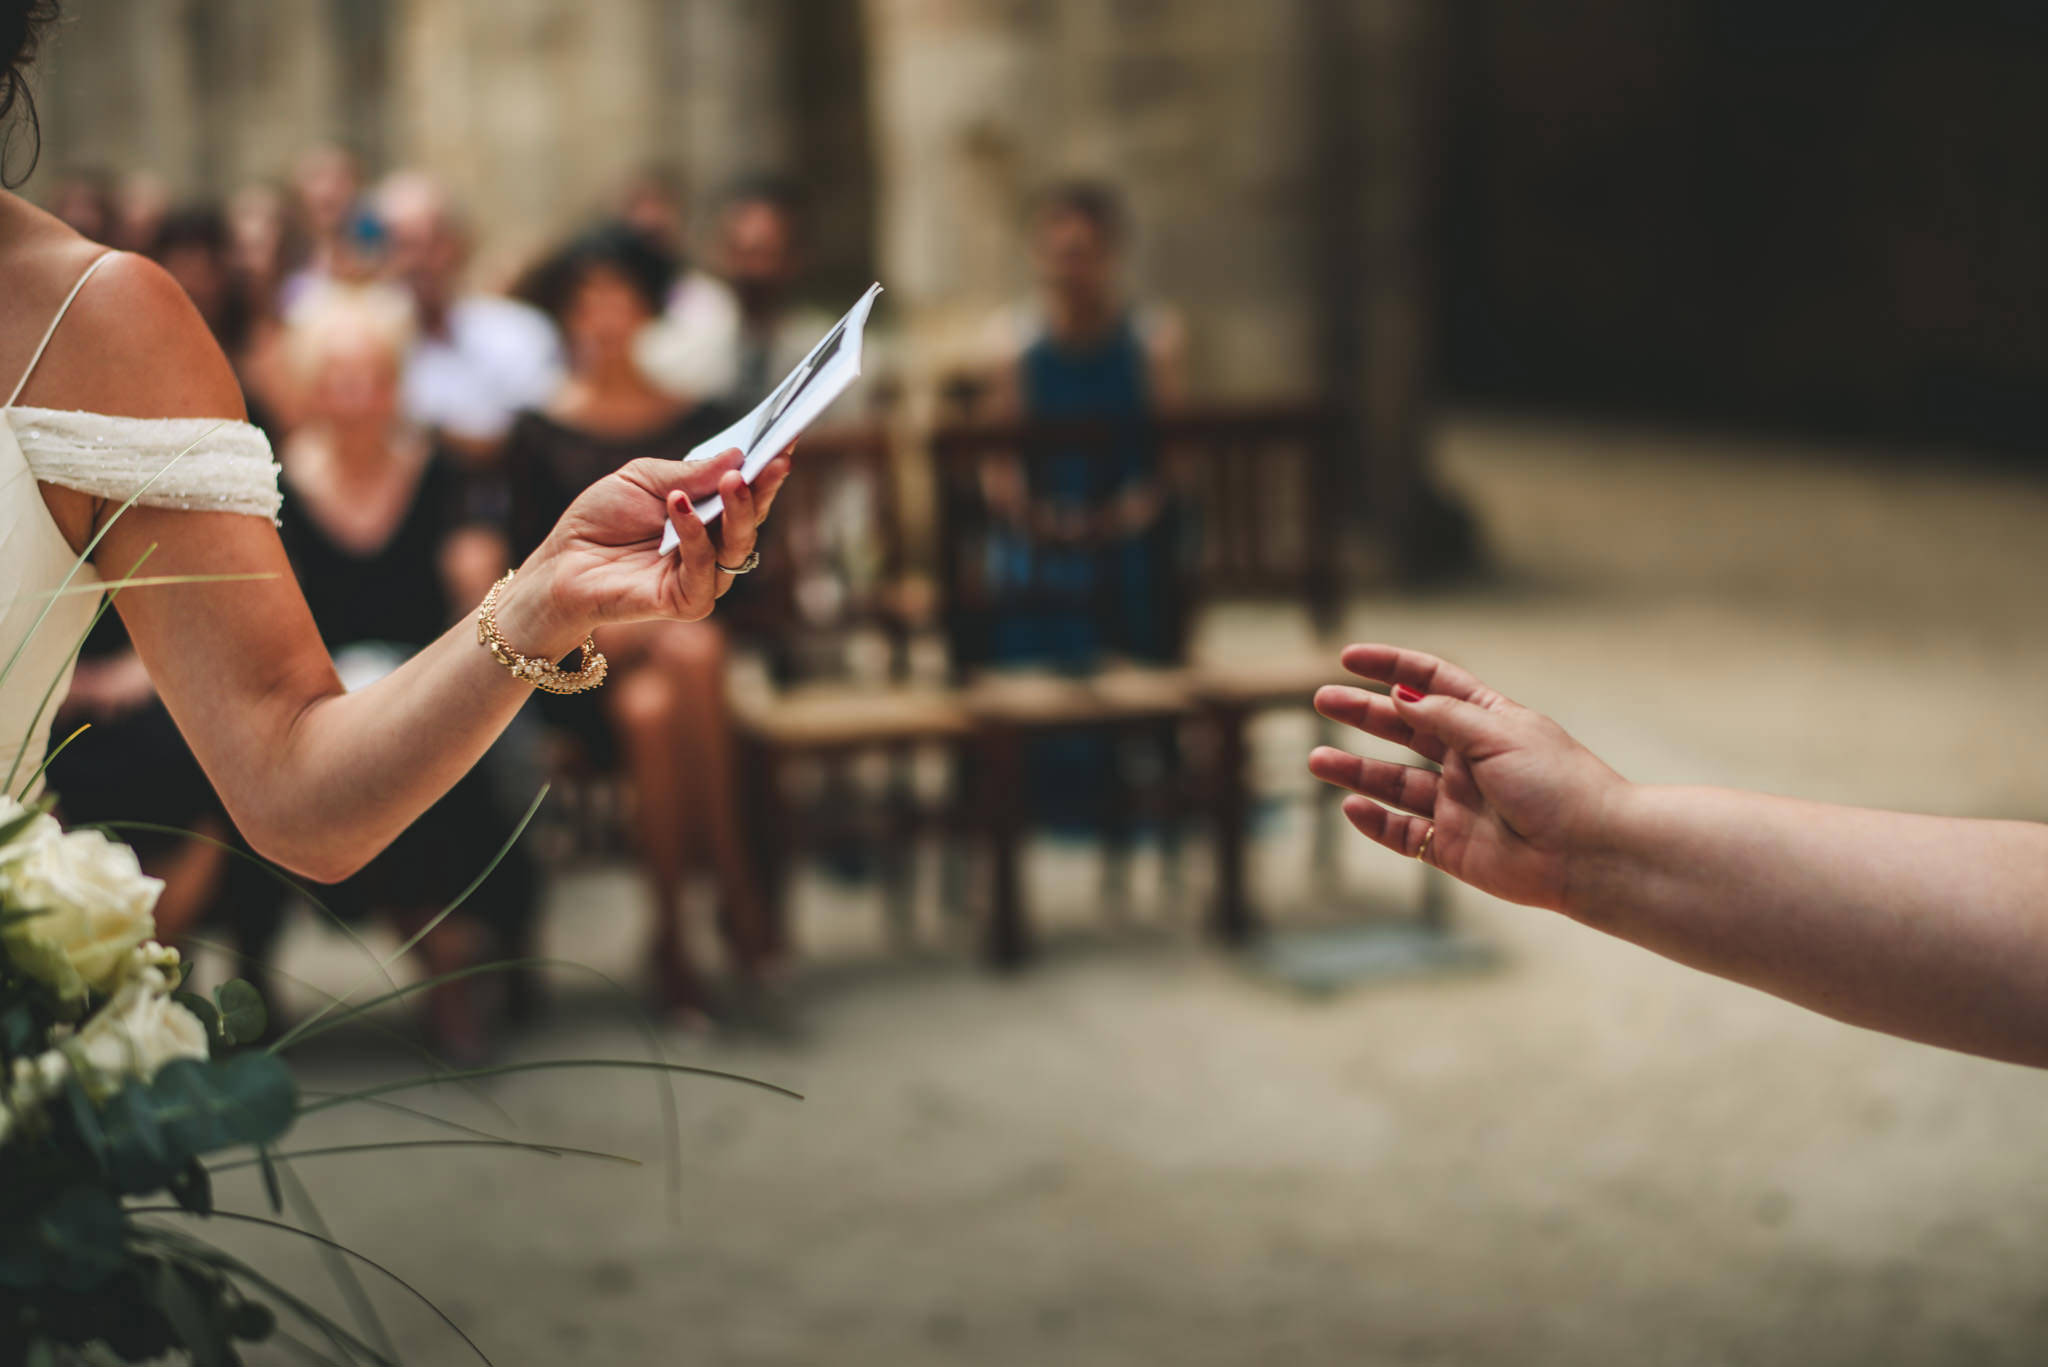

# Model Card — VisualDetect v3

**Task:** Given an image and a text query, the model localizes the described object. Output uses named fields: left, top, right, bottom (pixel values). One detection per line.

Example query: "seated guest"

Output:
left=621, top=165, right=744, bottom=405
left=219, top=184, right=300, bottom=431
left=45, top=167, right=117, bottom=244
left=46, top=617, right=260, bottom=969
left=279, top=141, right=364, bottom=314
left=149, top=204, right=284, bottom=436
left=505, top=225, right=767, bottom=1024
left=110, top=170, right=171, bottom=256
left=969, top=183, right=1192, bottom=830
left=377, top=171, right=563, bottom=463
left=275, top=292, right=540, bottom=1060
left=225, top=181, right=292, bottom=314
left=975, top=180, right=1189, bottom=670
left=275, top=202, right=412, bottom=435
left=709, top=178, right=841, bottom=410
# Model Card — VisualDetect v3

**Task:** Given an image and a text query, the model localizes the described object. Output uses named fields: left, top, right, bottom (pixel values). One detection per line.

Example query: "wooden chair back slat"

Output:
left=927, top=403, right=1343, bottom=669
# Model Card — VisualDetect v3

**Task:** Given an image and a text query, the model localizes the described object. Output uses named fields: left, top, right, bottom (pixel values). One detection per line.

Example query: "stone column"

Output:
left=1309, top=0, right=1459, bottom=580
left=389, top=0, right=665, bottom=267
left=655, top=0, right=799, bottom=200
left=862, top=0, right=1323, bottom=398
left=36, top=0, right=204, bottom=190
left=861, top=0, right=1052, bottom=362
left=197, top=0, right=348, bottom=191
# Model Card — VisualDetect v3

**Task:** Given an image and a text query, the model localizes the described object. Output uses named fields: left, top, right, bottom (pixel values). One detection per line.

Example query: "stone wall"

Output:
left=30, top=0, right=1350, bottom=398
left=861, top=0, right=1326, bottom=398
left=22, top=0, right=1445, bottom=568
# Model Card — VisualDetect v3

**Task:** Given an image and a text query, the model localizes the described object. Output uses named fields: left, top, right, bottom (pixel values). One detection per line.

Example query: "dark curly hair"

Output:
left=2, top=0, right=60, bottom=187
left=516, top=221, right=678, bottom=324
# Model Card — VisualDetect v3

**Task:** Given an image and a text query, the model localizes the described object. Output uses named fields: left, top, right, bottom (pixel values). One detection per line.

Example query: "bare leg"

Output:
left=601, top=651, right=708, bottom=1020
left=394, top=908, right=488, bottom=1066
left=145, top=816, right=233, bottom=942
left=649, top=622, right=768, bottom=979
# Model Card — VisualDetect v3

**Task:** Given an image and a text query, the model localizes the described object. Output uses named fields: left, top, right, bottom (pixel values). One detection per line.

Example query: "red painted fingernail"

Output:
left=1394, top=684, right=1425, bottom=704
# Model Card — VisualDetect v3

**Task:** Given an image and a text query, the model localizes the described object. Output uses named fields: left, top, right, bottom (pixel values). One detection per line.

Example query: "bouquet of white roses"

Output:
left=0, top=781, right=801, bottom=1367
left=0, top=792, right=295, bottom=1365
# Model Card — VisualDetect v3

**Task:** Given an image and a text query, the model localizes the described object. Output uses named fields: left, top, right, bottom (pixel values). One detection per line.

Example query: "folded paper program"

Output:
left=660, top=282, right=884, bottom=552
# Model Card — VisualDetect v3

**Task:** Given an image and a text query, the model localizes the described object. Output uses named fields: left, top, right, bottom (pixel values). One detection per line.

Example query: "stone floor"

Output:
left=211, top=414, right=2048, bottom=1366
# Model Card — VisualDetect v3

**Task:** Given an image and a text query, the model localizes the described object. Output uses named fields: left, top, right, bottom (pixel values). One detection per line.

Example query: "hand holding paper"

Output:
left=658, top=282, right=883, bottom=554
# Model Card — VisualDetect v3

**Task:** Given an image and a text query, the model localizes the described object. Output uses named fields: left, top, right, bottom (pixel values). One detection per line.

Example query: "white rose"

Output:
left=0, top=794, right=60, bottom=856
left=66, top=969, right=211, bottom=1096
left=0, top=827, right=164, bottom=1007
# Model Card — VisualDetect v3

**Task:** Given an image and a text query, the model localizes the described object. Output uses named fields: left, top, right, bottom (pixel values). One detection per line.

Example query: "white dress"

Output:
left=0, top=253, right=281, bottom=793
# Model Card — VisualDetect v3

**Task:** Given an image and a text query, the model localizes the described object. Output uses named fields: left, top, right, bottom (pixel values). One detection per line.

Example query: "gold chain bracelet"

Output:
left=476, top=571, right=608, bottom=695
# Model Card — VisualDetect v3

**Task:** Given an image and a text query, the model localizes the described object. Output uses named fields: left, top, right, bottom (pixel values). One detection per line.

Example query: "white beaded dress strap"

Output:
left=3, top=251, right=281, bottom=521
left=4, top=250, right=115, bottom=410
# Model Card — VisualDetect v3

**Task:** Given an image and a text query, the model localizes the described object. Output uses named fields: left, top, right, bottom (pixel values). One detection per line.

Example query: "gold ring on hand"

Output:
left=718, top=549, right=761, bottom=575
left=1416, top=823, right=1436, bottom=865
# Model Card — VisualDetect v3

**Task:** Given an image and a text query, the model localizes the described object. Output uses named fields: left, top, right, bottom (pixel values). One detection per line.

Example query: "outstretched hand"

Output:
left=537, top=445, right=795, bottom=632
left=1310, top=644, right=1625, bottom=912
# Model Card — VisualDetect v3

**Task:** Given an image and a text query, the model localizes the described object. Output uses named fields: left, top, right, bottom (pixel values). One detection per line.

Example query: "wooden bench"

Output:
left=557, top=405, right=1435, bottom=971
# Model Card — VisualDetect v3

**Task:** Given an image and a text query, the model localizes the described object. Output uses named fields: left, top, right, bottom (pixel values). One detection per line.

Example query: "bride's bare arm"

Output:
left=32, top=253, right=784, bottom=881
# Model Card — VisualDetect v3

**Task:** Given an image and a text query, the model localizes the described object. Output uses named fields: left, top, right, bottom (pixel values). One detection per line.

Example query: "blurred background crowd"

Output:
left=39, top=137, right=1219, bottom=1054
left=16, top=4, right=2048, bottom=1363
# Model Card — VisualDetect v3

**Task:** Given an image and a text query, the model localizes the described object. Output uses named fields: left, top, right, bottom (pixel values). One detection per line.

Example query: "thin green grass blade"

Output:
left=130, top=1224, right=392, bottom=1367
left=26, top=570, right=278, bottom=599
left=0, top=422, right=221, bottom=698
left=275, top=1159, right=399, bottom=1366
left=94, top=825, right=402, bottom=1002
left=275, top=953, right=688, bottom=1218
left=292, top=1091, right=527, bottom=1145
left=6, top=542, right=154, bottom=792
left=296, top=1056, right=802, bottom=1116
left=17, top=721, right=88, bottom=797
left=129, top=1206, right=496, bottom=1367
left=182, top=933, right=511, bottom=1128
left=271, top=787, right=548, bottom=1052
left=209, top=1138, right=640, bottom=1172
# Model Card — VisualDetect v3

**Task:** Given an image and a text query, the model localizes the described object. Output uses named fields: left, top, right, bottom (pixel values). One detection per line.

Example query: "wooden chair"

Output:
left=727, top=423, right=976, bottom=960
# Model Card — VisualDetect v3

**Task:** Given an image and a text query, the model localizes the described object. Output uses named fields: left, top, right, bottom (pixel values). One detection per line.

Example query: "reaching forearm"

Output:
left=246, top=561, right=585, bottom=881
left=1571, top=785, right=2048, bottom=1065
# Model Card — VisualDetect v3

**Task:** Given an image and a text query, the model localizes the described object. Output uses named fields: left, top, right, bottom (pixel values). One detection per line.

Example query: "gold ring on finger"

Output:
left=718, top=549, right=762, bottom=575
left=1416, top=823, right=1435, bottom=864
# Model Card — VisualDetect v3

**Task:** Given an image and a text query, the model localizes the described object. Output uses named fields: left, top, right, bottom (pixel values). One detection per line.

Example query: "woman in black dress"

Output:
left=275, top=289, right=538, bottom=1060
left=503, top=226, right=764, bottom=1024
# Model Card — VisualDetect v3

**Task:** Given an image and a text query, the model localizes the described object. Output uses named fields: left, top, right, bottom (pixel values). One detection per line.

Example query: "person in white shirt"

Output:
left=378, top=171, right=563, bottom=459
left=620, top=166, right=743, bottom=404
left=712, top=180, right=841, bottom=410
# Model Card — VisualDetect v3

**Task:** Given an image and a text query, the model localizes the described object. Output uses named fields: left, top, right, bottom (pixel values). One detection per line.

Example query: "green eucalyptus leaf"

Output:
left=151, top=1055, right=299, bottom=1155
left=102, top=1082, right=176, bottom=1191
left=89, top=1056, right=299, bottom=1194
left=175, top=990, right=224, bottom=1044
left=213, top=980, right=267, bottom=1046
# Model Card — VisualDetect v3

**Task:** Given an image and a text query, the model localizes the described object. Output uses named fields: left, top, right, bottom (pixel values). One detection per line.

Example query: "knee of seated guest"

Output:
left=650, top=621, right=726, bottom=679
left=607, top=667, right=685, bottom=733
